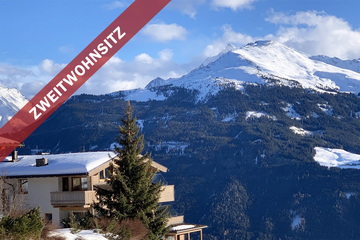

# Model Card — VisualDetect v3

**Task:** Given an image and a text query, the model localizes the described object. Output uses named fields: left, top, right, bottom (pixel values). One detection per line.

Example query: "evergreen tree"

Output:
left=94, top=101, right=169, bottom=240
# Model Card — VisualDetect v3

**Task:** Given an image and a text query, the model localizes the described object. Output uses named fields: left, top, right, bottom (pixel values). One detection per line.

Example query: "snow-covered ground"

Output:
left=290, top=126, right=313, bottom=136
left=282, top=104, right=301, bottom=120
left=291, top=215, right=301, bottom=230
left=222, top=111, right=237, bottom=122
left=317, top=103, right=333, bottom=116
left=245, top=111, right=276, bottom=120
left=51, top=229, right=107, bottom=240
left=314, top=147, right=360, bottom=169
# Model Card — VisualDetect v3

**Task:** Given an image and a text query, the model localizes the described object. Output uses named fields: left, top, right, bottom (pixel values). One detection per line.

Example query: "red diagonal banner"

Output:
left=0, top=0, right=171, bottom=162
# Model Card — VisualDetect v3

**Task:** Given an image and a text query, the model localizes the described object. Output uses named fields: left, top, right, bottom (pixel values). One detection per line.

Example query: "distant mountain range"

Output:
left=118, top=40, right=360, bottom=103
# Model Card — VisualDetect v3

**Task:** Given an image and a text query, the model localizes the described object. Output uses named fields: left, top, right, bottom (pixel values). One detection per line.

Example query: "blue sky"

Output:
left=1, top=0, right=360, bottom=99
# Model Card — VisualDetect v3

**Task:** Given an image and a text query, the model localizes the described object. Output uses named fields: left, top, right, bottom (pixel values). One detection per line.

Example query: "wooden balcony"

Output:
left=50, top=191, right=98, bottom=208
left=159, top=185, right=175, bottom=203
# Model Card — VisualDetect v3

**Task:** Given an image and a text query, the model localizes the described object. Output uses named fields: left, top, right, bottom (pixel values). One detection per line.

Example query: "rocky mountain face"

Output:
left=17, top=41, right=360, bottom=239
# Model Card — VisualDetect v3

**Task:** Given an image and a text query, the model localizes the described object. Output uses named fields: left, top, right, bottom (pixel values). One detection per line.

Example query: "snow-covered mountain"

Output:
left=310, top=55, right=360, bottom=73
left=0, top=85, right=28, bottom=128
left=124, top=40, right=360, bottom=102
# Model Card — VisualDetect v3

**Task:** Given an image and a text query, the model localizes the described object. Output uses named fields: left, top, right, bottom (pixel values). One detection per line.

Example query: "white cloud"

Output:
left=203, top=24, right=255, bottom=57
left=168, top=0, right=206, bottom=19
left=142, top=23, right=188, bottom=42
left=211, top=0, right=257, bottom=10
left=101, top=1, right=126, bottom=10
left=266, top=10, right=360, bottom=59
left=20, top=81, right=46, bottom=99
left=39, top=59, right=66, bottom=75
left=0, top=48, right=193, bottom=99
left=78, top=49, right=191, bottom=95
left=0, top=63, right=48, bottom=99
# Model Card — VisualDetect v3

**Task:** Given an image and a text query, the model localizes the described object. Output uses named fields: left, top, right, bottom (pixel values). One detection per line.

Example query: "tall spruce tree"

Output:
left=94, top=101, right=169, bottom=239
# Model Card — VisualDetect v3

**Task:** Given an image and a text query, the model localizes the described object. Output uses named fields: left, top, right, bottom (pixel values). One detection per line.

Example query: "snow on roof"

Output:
left=314, top=147, right=360, bottom=169
left=170, top=225, right=196, bottom=231
left=0, top=151, right=115, bottom=177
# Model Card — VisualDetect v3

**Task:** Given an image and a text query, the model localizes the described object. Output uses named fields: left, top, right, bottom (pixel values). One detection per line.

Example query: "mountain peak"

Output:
left=246, top=40, right=274, bottom=47
left=145, top=77, right=166, bottom=89
left=200, top=43, right=238, bottom=68
left=0, top=85, right=28, bottom=128
left=223, top=43, right=237, bottom=53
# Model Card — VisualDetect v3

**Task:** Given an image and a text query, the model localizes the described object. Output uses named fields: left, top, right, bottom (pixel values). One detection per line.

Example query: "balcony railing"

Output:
left=50, top=191, right=98, bottom=207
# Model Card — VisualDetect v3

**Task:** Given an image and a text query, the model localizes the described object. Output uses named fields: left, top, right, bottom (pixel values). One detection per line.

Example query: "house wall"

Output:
left=28, top=177, right=61, bottom=226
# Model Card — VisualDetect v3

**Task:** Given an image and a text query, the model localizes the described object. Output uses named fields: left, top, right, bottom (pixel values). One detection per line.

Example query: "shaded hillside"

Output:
left=22, top=84, right=360, bottom=239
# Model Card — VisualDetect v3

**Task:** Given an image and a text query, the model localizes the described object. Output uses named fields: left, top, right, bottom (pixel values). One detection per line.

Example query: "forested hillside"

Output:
left=22, top=84, right=360, bottom=239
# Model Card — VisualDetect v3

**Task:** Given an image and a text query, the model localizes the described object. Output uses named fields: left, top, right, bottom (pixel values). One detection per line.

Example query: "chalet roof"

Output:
left=168, top=223, right=208, bottom=234
left=0, top=151, right=168, bottom=178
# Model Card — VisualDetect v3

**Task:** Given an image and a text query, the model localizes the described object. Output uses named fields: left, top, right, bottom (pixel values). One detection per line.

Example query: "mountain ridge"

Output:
left=131, top=40, right=360, bottom=102
left=0, top=85, right=28, bottom=128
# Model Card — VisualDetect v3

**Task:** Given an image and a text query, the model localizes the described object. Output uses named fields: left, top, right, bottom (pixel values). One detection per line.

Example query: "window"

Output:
left=105, top=168, right=110, bottom=179
left=81, top=178, right=87, bottom=190
left=19, top=179, right=28, bottom=194
left=45, top=213, right=52, bottom=223
left=99, top=167, right=111, bottom=180
left=62, top=177, right=69, bottom=191
left=72, top=177, right=87, bottom=191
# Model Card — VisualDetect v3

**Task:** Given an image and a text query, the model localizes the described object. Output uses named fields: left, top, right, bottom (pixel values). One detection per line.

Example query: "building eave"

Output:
left=5, top=172, right=89, bottom=179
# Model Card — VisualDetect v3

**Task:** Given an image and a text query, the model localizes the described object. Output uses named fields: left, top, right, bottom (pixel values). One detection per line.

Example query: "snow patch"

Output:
left=345, top=192, right=355, bottom=199
left=245, top=111, right=276, bottom=120
left=89, top=145, right=98, bottom=151
left=314, top=147, right=360, bottom=169
left=289, top=126, right=313, bottom=136
left=282, top=104, right=301, bottom=120
left=222, top=110, right=237, bottom=122
left=291, top=215, right=301, bottom=230
left=51, top=229, right=107, bottom=240
left=317, top=103, right=333, bottom=116
left=136, top=119, right=144, bottom=131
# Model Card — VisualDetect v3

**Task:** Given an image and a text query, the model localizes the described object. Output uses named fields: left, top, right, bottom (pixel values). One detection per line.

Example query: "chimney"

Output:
left=11, top=151, right=18, bottom=162
left=36, top=158, right=48, bottom=167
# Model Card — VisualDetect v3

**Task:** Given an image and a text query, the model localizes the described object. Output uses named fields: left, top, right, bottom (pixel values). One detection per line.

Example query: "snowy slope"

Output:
left=123, top=40, right=360, bottom=102
left=314, top=147, right=360, bottom=169
left=311, top=55, right=360, bottom=74
left=0, top=85, right=28, bottom=127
